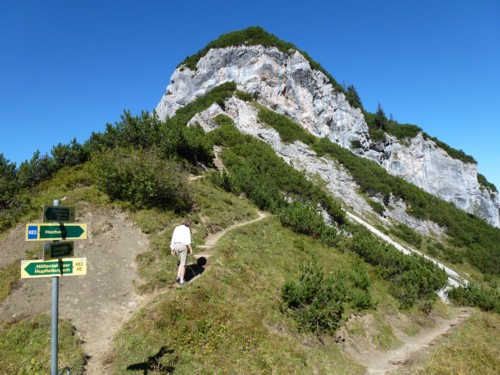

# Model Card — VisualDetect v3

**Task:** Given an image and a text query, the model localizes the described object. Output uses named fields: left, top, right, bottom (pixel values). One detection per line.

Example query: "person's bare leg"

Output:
left=178, top=265, right=186, bottom=282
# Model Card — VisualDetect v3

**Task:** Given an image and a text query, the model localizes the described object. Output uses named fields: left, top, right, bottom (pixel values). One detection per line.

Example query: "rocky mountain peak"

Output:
left=156, top=34, right=500, bottom=228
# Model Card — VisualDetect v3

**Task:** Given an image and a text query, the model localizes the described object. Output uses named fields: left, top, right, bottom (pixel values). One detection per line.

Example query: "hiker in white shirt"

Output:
left=170, top=218, right=193, bottom=286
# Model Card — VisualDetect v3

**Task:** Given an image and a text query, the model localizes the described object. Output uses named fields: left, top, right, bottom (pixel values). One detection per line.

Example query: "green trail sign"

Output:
left=43, top=205, right=75, bottom=223
left=21, top=258, right=87, bottom=278
left=25, top=223, right=88, bottom=241
left=43, top=241, right=75, bottom=260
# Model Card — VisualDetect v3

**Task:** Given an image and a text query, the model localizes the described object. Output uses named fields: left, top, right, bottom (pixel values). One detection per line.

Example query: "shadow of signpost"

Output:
left=126, top=346, right=175, bottom=374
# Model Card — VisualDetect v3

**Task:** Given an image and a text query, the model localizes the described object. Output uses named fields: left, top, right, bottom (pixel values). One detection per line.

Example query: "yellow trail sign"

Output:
left=21, top=258, right=87, bottom=278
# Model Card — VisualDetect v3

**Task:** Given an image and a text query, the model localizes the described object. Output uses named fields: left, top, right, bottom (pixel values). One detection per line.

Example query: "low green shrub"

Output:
left=281, top=257, right=373, bottom=335
left=278, top=202, right=337, bottom=246
left=349, top=226, right=448, bottom=309
left=389, top=223, right=423, bottom=249
left=447, top=283, right=500, bottom=313
left=93, top=148, right=191, bottom=212
left=366, top=198, right=385, bottom=216
left=258, top=108, right=316, bottom=145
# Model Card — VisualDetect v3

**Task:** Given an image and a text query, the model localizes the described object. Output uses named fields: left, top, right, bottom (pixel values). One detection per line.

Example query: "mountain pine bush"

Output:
left=93, top=148, right=191, bottom=212
left=282, top=257, right=373, bottom=334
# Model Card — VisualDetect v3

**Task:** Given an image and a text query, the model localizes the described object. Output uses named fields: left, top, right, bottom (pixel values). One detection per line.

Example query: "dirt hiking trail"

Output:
left=0, top=207, right=472, bottom=374
left=343, top=308, right=473, bottom=374
left=0, top=207, right=267, bottom=374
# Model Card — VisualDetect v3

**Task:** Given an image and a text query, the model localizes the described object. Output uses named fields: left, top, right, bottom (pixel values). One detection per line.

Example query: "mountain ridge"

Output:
left=1, top=27, right=499, bottom=374
left=156, top=27, right=500, bottom=228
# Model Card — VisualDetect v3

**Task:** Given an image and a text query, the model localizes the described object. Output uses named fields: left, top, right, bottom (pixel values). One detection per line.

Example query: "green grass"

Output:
left=0, top=261, right=20, bottom=304
left=415, top=311, right=500, bottom=374
left=110, top=217, right=366, bottom=374
left=132, top=177, right=259, bottom=294
left=0, top=314, right=86, bottom=374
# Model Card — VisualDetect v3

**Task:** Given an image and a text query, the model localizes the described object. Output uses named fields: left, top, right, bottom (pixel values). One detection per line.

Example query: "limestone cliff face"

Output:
left=383, top=134, right=500, bottom=227
left=156, top=45, right=500, bottom=228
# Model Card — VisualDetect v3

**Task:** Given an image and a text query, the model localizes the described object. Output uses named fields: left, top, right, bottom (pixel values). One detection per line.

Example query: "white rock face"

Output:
left=190, top=98, right=447, bottom=237
left=156, top=45, right=500, bottom=228
left=156, top=46, right=370, bottom=148
left=383, top=134, right=500, bottom=227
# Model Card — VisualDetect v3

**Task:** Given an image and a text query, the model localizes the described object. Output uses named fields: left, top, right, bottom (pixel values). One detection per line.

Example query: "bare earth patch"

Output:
left=342, top=308, right=472, bottom=374
left=0, top=206, right=149, bottom=374
left=0, top=207, right=267, bottom=374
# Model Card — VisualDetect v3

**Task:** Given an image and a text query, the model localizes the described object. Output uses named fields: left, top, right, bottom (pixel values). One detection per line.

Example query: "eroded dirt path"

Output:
left=344, top=308, right=472, bottom=374
left=2, top=208, right=470, bottom=375
left=0, top=208, right=150, bottom=374
left=0, top=208, right=267, bottom=374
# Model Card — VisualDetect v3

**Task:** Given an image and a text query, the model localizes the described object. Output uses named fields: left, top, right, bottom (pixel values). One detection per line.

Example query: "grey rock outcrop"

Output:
left=189, top=97, right=447, bottom=237
left=156, top=45, right=500, bottom=228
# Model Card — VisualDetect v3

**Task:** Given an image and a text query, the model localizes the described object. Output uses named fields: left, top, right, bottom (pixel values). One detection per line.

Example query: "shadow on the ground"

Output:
left=184, top=256, right=207, bottom=282
left=126, top=346, right=175, bottom=374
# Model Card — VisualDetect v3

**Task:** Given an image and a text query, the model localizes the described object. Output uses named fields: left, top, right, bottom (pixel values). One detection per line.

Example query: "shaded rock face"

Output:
left=156, top=46, right=500, bottom=228
left=382, top=134, right=500, bottom=227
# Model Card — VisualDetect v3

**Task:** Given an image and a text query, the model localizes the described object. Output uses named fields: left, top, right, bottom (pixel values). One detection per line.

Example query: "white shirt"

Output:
left=170, top=224, right=191, bottom=250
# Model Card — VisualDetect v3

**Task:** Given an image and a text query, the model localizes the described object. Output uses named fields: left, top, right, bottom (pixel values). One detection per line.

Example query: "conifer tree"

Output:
left=346, top=85, right=363, bottom=110
left=375, top=103, right=388, bottom=130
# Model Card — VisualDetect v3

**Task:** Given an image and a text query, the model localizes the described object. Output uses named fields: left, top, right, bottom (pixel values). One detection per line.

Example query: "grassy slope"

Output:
left=112, top=214, right=366, bottom=374
left=0, top=156, right=498, bottom=374
left=107, top=176, right=497, bottom=374
left=416, top=312, right=500, bottom=374
left=0, top=315, right=85, bottom=374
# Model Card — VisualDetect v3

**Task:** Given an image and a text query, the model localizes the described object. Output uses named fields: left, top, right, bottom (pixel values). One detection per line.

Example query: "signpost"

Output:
left=43, top=205, right=75, bottom=223
left=43, top=242, right=75, bottom=260
left=25, top=223, right=88, bottom=241
left=21, top=258, right=86, bottom=278
left=22, top=200, right=89, bottom=375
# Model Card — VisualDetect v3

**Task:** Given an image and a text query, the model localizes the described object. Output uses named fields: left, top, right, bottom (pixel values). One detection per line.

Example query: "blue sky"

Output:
left=1, top=0, right=499, bottom=189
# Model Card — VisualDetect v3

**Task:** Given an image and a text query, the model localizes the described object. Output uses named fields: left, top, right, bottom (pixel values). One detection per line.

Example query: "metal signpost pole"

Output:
left=23, top=200, right=87, bottom=374
left=51, top=199, right=60, bottom=375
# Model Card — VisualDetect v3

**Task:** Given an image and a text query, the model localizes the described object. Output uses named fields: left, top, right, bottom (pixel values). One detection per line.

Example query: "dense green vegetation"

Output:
left=349, top=226, right=447, bottom=310
left=388, top=223, right=423, bottom=249
left=93, top=148, right=192, bottom=212
left=478, top=173, right=498, bottom=193
left=282, top=258, right=373, bottom=334
left=0, top=83, right=237, bottom=231
left=447, top=283, right=500, bottom=313
left=209, top=114, right=448, bottom=309
left=209, top=114, right=343, bottom=247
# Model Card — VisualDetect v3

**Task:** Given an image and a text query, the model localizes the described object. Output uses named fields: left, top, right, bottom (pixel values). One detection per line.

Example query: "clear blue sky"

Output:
left=1, top=0, right=499, bottom=189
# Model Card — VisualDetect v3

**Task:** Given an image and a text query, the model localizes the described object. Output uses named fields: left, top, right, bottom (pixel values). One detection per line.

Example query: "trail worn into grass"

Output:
left=0, top=207, right=267, bottom=374
left=196, top=211, right=267, bottom=255
left=1, top=207, right=471, bottom=375
left=345, top=308, right=473, bottom=374
left=0, top=208, right=150, bottom=375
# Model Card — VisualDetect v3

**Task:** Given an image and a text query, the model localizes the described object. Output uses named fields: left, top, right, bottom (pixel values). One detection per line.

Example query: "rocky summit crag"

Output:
left=156, top=35, right=500, bottom=228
